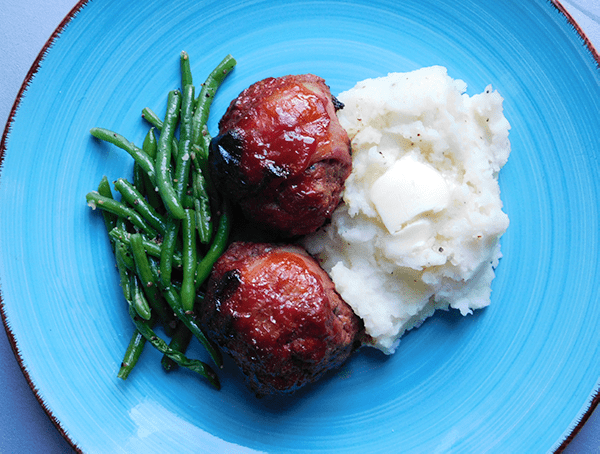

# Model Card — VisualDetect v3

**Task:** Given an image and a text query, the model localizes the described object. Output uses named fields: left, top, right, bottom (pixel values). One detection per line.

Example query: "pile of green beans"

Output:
left=86, top=52, right=236, bottom=389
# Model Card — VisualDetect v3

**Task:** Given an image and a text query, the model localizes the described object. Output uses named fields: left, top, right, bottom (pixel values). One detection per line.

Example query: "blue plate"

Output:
left=1, top=0, right=599, bottom=452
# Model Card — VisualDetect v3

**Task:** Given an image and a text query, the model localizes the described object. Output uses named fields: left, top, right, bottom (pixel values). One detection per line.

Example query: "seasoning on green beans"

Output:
left=155, top=90, right=185, bottom=220
left=117, top=330, right=147, bottom=380
left=192, top=169, right=213, bottom=244
left=86, top=191, right=157, bottom=237
left=180, top=209, right=197, bottom=313
left=113, top=178, right=167, bottom=235
left=192, top=54, right=236, bottom=145
left=173, top=84, right=195, bottom=202
left=180, top=51, right=193, bottom=88
left=90, top=127, right=157, bottom=184
left=159, top=219, right=180, bottom=287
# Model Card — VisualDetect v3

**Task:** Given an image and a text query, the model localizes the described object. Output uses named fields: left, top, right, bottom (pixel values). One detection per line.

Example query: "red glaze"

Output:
left=210, top=74, right=352, bottom=236
left=219, top=74, right=350, bottom=184
left=200, top=242, right=362, bottom=396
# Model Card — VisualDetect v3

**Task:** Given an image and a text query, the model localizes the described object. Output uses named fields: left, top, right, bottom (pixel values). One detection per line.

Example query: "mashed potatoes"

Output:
left=302, top=66, right=511, bottom=354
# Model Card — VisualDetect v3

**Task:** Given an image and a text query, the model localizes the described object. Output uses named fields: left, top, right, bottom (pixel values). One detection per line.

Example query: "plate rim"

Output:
left=0, top=1, right=598, bottom=452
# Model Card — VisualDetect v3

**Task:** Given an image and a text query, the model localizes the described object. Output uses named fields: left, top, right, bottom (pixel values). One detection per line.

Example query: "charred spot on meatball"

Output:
left=209, top=131, right=254, bottom=197
left=331, top=95, right=345, bottom=111
left=208, top=74, right=352, bottom=237
left=199, top=242, right=363, bottom=397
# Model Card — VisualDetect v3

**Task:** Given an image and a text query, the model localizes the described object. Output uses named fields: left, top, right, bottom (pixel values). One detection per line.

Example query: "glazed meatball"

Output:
left=199, top=242, right=362, bottom=396
left=209, top=74, right=352, bottom=237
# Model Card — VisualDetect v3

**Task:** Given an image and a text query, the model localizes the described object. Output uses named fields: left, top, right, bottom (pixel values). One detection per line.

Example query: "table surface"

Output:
left=1, top=1, right=599, bottom=453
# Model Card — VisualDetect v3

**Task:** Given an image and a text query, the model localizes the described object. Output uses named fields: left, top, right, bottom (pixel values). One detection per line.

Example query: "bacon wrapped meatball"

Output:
left=209, top=74, right=352, bottom=237
left=199, top=242, right=362, bottom=396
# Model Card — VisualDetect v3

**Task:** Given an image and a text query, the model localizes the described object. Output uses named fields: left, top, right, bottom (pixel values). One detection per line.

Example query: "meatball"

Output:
left=209, top=74, right=352, bottom=237
left=199, top=242, right=362, bottom=396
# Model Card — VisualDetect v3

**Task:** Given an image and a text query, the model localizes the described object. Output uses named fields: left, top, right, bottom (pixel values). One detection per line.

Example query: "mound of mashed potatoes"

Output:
left=302, top=66, right=511, bottom=354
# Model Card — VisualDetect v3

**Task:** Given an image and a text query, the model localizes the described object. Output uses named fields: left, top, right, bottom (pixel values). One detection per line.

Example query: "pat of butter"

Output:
left=382, top=219, right=433, bottom=258
left=370, top=155, right=450, bottom=233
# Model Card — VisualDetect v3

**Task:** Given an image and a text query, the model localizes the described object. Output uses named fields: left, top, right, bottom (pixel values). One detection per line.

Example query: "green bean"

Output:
left=141, top=107, right=180, bottom=162
left=180, top=84, right=195, bottom=142
left=133, top=162, right=144, bottom=192
left=96, top=176, right=118, bottom=233
left=191, top=143, right=215, bottom=200
left=114, top=239, right=133, bottom=301
left=201, top=126, right=212, bottom=160
left=180, top=51, right=193, bottom=88
left=198, top=127, right=212, bottom=161
left=161, top=321, right=193, bottom=372
left=116, top=215, right=128, bottom=232
left=131, top=275, right=153, bottom=321
left=115, top=238, right=134, bottom=270
left=149, top=259, right=222, bottom=368
left=192, top=169, right=212, bottom=244
left=141, top=107, right=163, bottom=130
left=181, top=209, right=197, bottom=313
left=194, top=199, right=211, bottom=245
left=173, top=85, right=195, bottom=202
left=125, top=299, right=220, bottom=389
left=142, top=126, right=158, bottom=158
left=181, top=194, right=194, bottom=209
left=171, top=137, right=179, bottom=163
left=113, top=178, right=167, bottom=235
left=141, top=128, right=163, bottom=213
left=117, top=330, right=147, bottom=380
left=90, top=127, right=156, bottom=184
left=155, top=90, right=185, bottom=219
left=159, top=219, right=180, bottom=287
left=109, top=227, right=183, bottom=267
left=114, top=238, right=148, bottom=379
left=86, top=191, right=157, bottom=237
left=129, top=233, right=177, bottom=336
left=174, top=143, right=191, bottom=201
left=192, top=55, right=236, bottom=145
left=195, top=199, right=232, bottom=291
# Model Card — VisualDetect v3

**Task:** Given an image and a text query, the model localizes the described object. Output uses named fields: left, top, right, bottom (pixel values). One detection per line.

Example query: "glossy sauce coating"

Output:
left=209, top=74, right=352, bottom=236
left=200, top=242, right=362, bottom=396
left=219, top=75, right=344, bottom=183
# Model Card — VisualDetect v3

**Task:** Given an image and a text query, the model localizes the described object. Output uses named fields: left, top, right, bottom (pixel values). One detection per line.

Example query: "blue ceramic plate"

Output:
left=1, top=0, right=599, bottom=452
